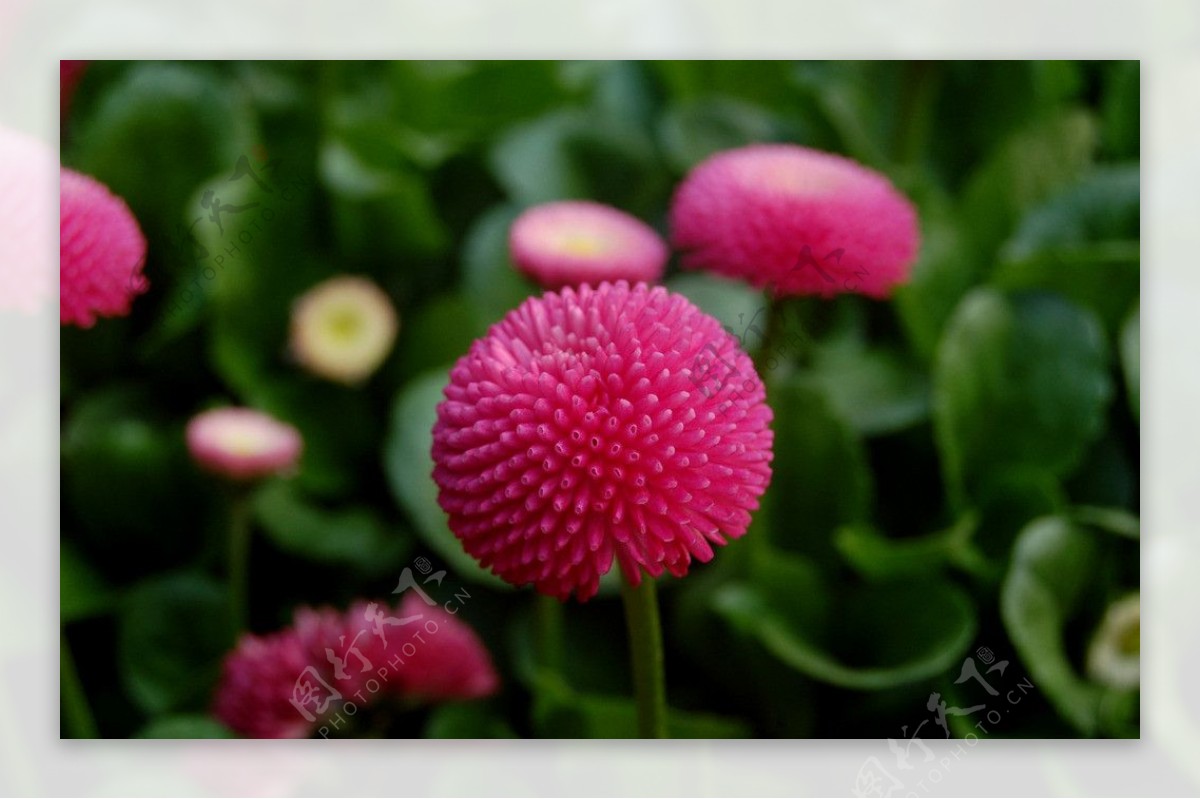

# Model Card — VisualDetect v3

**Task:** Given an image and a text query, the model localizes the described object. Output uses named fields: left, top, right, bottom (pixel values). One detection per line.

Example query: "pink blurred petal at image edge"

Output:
left=0, top=126, right=55, bottom=314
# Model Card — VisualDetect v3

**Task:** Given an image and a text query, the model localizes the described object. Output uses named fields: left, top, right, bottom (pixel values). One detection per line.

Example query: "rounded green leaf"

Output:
left=766, top=377, right=872, bottom=561
left=135, top=715, right=235, bottom=739
left=933, top=289, right=1113, bottom=502
left=118, top=573, right=232, bottom=715
left=809, top=345, right=930, bottom=436
left=713, top=569, right=977, bottom=691
left=460, top=204, right=537, bottom=325
left=423, top=702, right=516, bottom=739
left=657, top=97, right=782, bottom=173
left=62, top=386, right=212, bottom=564
left=252, top=480, right=408, bottom=570
left=1001, top=516, right=1135, bottom=735
left=61, top=543, right=115, bottom=624
left=68, top=62, right=254, bottom=247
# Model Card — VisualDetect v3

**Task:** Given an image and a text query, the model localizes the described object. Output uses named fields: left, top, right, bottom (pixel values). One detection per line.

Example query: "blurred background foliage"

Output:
left=60, top=60, right=1139, bottom=739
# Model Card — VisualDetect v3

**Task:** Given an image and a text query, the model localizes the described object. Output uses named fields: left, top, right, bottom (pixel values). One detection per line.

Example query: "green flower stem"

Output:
left=620, top=577, right=668, bottom=738
left=228, top=492, right=252, bottom=637
left=61, top=630, right=98, bottom=739
left=536, top=593, right=565, bottom=675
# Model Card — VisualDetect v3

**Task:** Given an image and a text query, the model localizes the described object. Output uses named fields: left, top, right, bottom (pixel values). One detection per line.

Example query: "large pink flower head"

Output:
left=432, top=281, right=774, bottom=601
left=214, top=596, right=499, bottom=738
left=509, top=201, right=668, bottom=289
left=186, top=407, right=303, bottom=481
left=669, top=144, right=919, bottom=298
left=60, top=167, right=148, bottom=326
left=0, top=126, right=54, bottom=313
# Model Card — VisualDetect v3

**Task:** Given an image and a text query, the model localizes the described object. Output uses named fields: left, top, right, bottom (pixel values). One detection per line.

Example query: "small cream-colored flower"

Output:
left=290, top=276, right=399, bottom=385
left=1086, top=592, right=1139, bottom=689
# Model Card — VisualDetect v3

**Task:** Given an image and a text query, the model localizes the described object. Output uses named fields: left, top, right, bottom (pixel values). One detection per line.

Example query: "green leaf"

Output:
left=68, top=62, right=254, bottom=250
left=1002, top=166, right=1140, bottom=260
left=488, top=109, right=667, bottom=215
left=971, top=469, right=1067, bottom=571
left=118, top=573, right=232, bottom=715
left=382, top=61, right=572, bottom=149
left=808, top=343, right=930, bottom=436
left=927, top=62, right=1085, bottom=187
left=1070, top=506, right=1140, bottom=540
left=893, top=194, right=981, bottom=363
left=835, top=514, right=982, bottom=582
left=961, top=110, right=1098, bottom=261
left=61, top=543, right=115, bottom=624
left=1121, top=304, right=1139, bottom=420
left=933, top=289, right=1112, bottom=503
left=135, top=715, right=235, bottom=739
left=252, top=480, right=408, bottom=570
left=251, top=379, right=381, bottom=500
left=1065, top=434, right=1136, bottom=510
left=994, top=166, right=1140, bottom=332
left=1100, top=62, right=1139, bottom=159
left=765, top=377, right=872, bottom=560
left=461, top=204, right=538, bottom=325
left=61, top=386, right=212, bottom=563
left=383, top=370, right=511, bottom=589
left=665, top=273, right=766, bottom=355
left=789, top=62, right=901, bottom=168
left=320, top=138, right=449, bottom=261
left=395, top=293, right=490, bottom=380
left=713, top=564, right=976, bottom=691
left=657, top=97, right=782, bottom=173
left=1001, top=516, right=1119, bottom=735
left=533, top=682, right=751, bottom=738
left=423, top=702, right=517, bottom=738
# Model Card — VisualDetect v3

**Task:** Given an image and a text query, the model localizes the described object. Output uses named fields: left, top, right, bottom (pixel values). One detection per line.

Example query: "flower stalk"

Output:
left=620, top=577, right=669, bottom=739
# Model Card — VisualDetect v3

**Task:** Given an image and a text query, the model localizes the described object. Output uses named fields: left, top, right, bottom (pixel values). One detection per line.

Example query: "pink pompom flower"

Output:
left=186, top=407, right=303, bottom=481
left=0, top=126, right=54, bottom=313
left=212, top=627, right=317, bottom=739
left=60, top=167, right=148, bottom=327
left=391, top=592, right=500, bottom=701
left=214, top=596, right=499, bottom=738
left=509, top=201, right=668, bottom=289
left=669, top=144, right=919, bottom=298
left=432, top=281, right=774, bottom=601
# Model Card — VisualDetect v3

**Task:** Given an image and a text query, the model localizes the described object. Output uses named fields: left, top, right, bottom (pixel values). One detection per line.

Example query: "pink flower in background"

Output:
left=60, top=60, right=90, bottom=119
left=290, top=275, right=399, bottom=385
left=60, top=167, right=148, bottom=327
left=392, top=592, right=500, bottom=701
left=214, top=597, right=499, bottom=738
left=669, top=144, right=919, bottom=298
left=186, top=407, right=303, bottom=481
left=432, top=281, right=774, bottom=601
left=0, top=126, right=54, bottom=313
left=509, top=201, right=667, bottom=289
left=213, top=627, right=317, bottom=739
